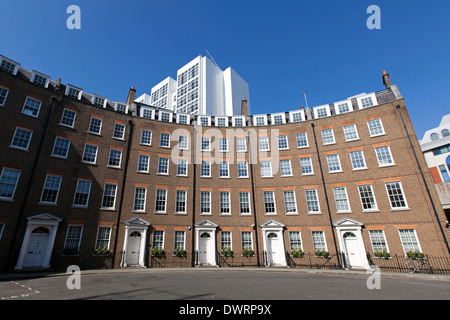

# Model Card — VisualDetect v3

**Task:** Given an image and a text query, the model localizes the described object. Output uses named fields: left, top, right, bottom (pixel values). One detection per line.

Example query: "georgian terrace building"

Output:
left=0, top=54, right=449, bottom=272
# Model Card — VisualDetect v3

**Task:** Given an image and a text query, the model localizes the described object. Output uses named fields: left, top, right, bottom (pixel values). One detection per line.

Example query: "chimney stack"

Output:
left=126, top=86, right=136, bottom=105
left=382, top=71, right=391, bottom=88
left=241, top=98, right=248, bottom=117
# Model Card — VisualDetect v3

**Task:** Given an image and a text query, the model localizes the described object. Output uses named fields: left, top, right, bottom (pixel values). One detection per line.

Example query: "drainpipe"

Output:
left=191, top=125, right=197, bottom=267
left=310, top=122, right=341, bottom=266
left=111, top=119, right=134, bottom=269
left=395, top=104, right=450, bottom=255
left=247, top=130, right=261, bottom=267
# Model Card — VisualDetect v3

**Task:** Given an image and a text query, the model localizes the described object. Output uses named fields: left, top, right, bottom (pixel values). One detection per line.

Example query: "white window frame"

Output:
left=88, top=116, right=103, bottom=135
left=59, top=108, right=77, bottom=128
left=65, top=85, right=83, bottom=100
left=313, top=105, right=331, bottom=119
left=280, top=159, right=293, bottom=177
left=219, top=191, right=231, bottom=215
left=140, top=130, right=152, bottom=146
left=258, top=136, right=270, bottom=152
left=140, top=107, right=155, bottom=120
left=289, top=110, right=305, bottom=123
left=237, top=161, right=249, bottom=178
left=356, top=93, right=378, bottom=109
left=101, top=183, right=118, bottom=210
left=112, top=123, right=126, bottom=140
left=367, top=118, right=385, bottom=137
left=263, top=191, right=277, bottom=215
left=357, top=184, right=378, bottom=212
left=40, top=174, right=63, bottom=205
left=82, top=143, right=99, bottom=164
left=200, top=191, right=211, bottom=215
left=260, top=160, right=273, bottom=178
left=232, top=116, right=246, bottom=127
left=398, top=229, right=422, bottom=255
left=296, top=132, right=309, bottom=148
left=343, top=124, right=359, bottom=142
left=277, top=135, right=289, bottom=150
left=11, top=127, right=33, bottom=151
left=375, top=145, right=395, bottom=167
left=299, top=157, right=314, bottom=175
left=114, top=102, right=128, bottom=114
left=137, top=154, right=150, bottom=173
left=271, top=113, right=285, bottom=125
left=73, top=179, right=92, bottom=208
left=284, top=190, right=298, bottom=214
left=175, top=190, right=187, bottom=214
left=0, top=55, right=20, bottom=75
left=200, top=160, right=211, bottom=177
left=0, top=86, right=9, bottom=107
left=305, top=189, right=321, bottom=214
left=177, top=159, right=188, bottom=176
left=107, top=148, right=122, bottom=169
left=159, top=132, right=171, bottom=148
left=253, top=115, right=267, bottom=126
left=349, top=150, right=367, bottom=170
left=0, top=168, right=21, bottom=200
left=30, top=70, right=50, bottom=88
left=22, top=97, right=42, bottom=118
left=334, top=99, right=354, bottom=115
left=92, top=94, right=107, bottom=108
left=332, top=186, right=351, bottom=213
left=385, top=181, right=408, bottom=210
left=326, top=153, right=342, bottom=173
left=133, top=187, right=148, bottom=213
left=157, top=157, right=170, bottom=175
left=51, top=136, right=71, bottom=159
left=321, top=128, right=336, bottom=145
left=239, top=191, right=251, bottom=215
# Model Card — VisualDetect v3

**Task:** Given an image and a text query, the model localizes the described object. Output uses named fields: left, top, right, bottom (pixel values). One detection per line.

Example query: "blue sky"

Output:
left=1, top=0, right=449, bottom=139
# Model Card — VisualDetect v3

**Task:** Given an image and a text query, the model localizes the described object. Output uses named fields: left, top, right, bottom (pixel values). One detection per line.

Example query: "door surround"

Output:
left=259, top=219, right=287, bottom=267
left=15, top=213, right=62, bottom=270
left=194, top=219, right=218, bottom=266
left=122, top=217, right=150, bottom=268
left=334, top=217, right=370, bottom=270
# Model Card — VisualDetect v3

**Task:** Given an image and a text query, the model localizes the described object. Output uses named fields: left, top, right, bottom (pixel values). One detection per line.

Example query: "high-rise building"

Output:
left=137, top=55, right=250, bottom=116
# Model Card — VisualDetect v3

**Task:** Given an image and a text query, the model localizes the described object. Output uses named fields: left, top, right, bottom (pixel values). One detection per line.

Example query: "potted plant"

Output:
left=374, top=249, right=390, bottom=259
left=173, top=248, right=187, bottom=257
left=242, top=248, right=255, bottom=257
left=407, top=250, right=425, bottom=260
left=152, top=247, right=165, bottom=257
left=292, top=248, right=305, bottom=258
left=221, top=247, right=233, bottom=257
left=94, top=245, right=109, bottom=256
left=315, top=249, right=329, bottom=258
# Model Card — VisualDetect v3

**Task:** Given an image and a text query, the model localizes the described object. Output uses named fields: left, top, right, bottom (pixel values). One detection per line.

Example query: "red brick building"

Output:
left=0, top=55, right=448, bottom=272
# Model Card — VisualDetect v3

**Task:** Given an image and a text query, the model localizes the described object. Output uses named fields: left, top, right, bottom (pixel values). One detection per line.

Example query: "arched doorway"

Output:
left=126, top=231, right=142, bottom=266
left=23, top=227, right=50, bottom=268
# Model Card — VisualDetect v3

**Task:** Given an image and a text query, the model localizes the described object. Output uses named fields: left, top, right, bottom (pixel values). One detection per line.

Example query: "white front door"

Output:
left=126, top=231, right=141, bottom=266
left=343, top=232, right=364, bottom=269
left=266, top=232, right=285, bottom=266
left=198, top=232, right=214, bottom=265
left=23, top=227, right=50, bottom=268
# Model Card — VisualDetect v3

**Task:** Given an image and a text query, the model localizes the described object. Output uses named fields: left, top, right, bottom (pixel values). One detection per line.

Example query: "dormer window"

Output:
left=289, top=110, right=304, bottom=123
left=114, top=102, right=128, bottom=114
left=215, top=117, right=228, bottom=127
left=65, top=85, right=82, bottom=100
left=31, top=71, right=50, bottom=88
left=159, top=111, right=172, bottom=122
left=0, top=56, right=20, bottom=75
left=271, top=113, right=285, bottom=125
left=92, top=94, right=107, bottom=108
left=356, top=93, right=378, bottom=109
left=334, top=99, right=353, bottom=114
left=198, top=116, right=211, bottom=126
left=253, top=115, right=267, bottom=126
left=140, top=107, right=155, bottom=119
left=313, top=105, right=331, bottom=119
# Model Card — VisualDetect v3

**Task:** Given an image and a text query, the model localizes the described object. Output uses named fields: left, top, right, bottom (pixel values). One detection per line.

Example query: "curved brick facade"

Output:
left=0, top=56, right=448, bottom=272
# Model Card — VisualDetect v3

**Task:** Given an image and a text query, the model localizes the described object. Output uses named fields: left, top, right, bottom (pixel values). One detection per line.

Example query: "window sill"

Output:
left=391, top=207, right=410, bottom=212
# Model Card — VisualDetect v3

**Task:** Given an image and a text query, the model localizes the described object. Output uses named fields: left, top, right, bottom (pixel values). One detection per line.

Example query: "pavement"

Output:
left=1, top=266, right=450, bottom=282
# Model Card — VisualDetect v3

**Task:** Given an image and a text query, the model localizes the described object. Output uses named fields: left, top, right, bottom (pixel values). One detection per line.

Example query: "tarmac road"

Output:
left=1, top=267, right=449, bottom=302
